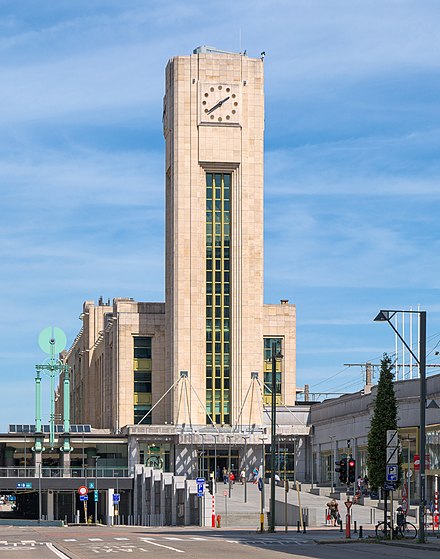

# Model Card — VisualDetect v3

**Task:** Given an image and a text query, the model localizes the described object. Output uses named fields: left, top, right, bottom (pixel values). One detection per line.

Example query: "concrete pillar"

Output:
left=107, top=488, right=114, bottom=525
left=60, top=450, right=71, bottom=478
left=33, top=451, right=43, bottom=478
left=47, top=490, right=54, bottom=521
left=317, top=443, right=322, bottom=484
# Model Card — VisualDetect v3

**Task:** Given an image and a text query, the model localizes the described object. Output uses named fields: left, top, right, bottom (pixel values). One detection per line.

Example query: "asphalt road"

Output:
left=0, top=526, right=436, bottom=559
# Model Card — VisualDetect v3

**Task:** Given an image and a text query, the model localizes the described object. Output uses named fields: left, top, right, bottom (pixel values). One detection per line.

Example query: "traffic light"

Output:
left=348, top=458, right=356, bottom=484
left=335, top=458, right=347, bottom=484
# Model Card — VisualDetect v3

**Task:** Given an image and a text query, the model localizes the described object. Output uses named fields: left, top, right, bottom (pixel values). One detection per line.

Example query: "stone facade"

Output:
left=57, top=49, right=298, bottom=476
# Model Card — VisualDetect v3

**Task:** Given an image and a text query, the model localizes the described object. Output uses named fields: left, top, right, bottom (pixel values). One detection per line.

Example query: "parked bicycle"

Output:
left=375, top=507, right=417, bottom=539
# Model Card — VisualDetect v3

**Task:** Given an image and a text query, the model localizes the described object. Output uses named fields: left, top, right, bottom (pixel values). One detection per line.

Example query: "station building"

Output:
left=56, top=47, right=303, bottom=480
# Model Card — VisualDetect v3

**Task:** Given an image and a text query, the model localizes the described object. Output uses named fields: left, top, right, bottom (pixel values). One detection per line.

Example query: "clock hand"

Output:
left=206, top=96, right=230, bottom=115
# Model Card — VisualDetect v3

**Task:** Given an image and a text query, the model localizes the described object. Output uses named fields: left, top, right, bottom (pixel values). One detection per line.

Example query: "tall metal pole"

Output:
left=243, top=435, right=248, bottom=503
left=269, top=341, right=277, bottom=532
left=213, top=435, right=217, bottom=493
left=228, top=435, right=232, bottom=498
left=94, top=456, right=99, bottom=524
left=330, top=436, right=335, bottom=494
left=38, top=463, right=42, bottom=524
left=419, top=311, right=426, bottom=543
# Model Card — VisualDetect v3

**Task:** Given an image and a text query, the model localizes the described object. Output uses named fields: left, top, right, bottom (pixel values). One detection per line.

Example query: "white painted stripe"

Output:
left=88, top=538, right=103, bottom=541
left=63, top=539, right=77, bottom=542
left=114, top=537, right=130, bottom=540
left=46, top=543, right=71, bottom=559
left=21, top=541, right=36, bottom=544
left=164, top=537, right=184, bottom=541
left=140, top=538, right=184, bottom=553
left=189, top=537, right=209, bottom=541
left=226, top=540, right=239, bottom=543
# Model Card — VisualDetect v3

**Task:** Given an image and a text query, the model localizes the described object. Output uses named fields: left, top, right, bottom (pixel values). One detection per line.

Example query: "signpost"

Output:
left=78, top=486, right=88, bottom=522
left=385, top=430, right=399, bottom=539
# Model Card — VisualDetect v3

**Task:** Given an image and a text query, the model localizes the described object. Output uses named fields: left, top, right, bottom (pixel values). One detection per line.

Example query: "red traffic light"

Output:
left=349, top=460, right=355, bottom=467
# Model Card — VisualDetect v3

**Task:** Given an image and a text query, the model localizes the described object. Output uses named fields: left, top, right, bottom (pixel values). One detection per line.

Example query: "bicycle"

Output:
left=375, top=519, right=417, bottom=539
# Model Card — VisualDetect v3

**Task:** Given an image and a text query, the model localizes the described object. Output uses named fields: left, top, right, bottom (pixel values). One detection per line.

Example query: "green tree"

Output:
left=367, top=353, right=399, bottom=491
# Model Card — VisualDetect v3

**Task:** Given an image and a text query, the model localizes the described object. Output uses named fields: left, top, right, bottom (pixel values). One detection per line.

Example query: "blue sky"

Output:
left=1, top=0, right=440, bottom=429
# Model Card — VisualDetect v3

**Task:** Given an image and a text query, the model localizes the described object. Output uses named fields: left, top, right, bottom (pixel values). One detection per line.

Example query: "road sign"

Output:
left=78, top=486, right=88, bottom=496
left=383, top=482, right=396, bottom=491
left=94, top=491, right=98, bottom=502
left=197, top=482, right=205, bottom=496
left=16, top=482, right=32, bottom=489
left=196, top=478, right=205, bottom=484
left=386, top=430, right=398, bottom=447
left=386, top=446, right=399, bottom=464
left=386, top=464, right=398, bottom=482
left=79, top=495, right=88, bottom=501
left=88, top=482, right=95, bottom=489
left=113, top=493, right=120, bottom=503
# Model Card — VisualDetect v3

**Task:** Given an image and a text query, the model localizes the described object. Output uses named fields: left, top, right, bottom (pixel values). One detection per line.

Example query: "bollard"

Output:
left=359, top=526, right=363, bottom=539
left=216, top=514, right=221, bottom=528
left=297, top=520, right=300, bottom=532
left=339, top=520, right=343, bottom=532
left=354, top=520, right=357, bottom=533
left=303, top=522, right=307, bottom=534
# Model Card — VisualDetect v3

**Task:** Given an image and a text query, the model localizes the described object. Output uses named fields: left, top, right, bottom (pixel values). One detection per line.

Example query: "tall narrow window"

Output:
left=263, top=338, right=283, bottom=405
left=133, top=336, right=152, bottom=424
left=206, top=173, right=231, bottom=425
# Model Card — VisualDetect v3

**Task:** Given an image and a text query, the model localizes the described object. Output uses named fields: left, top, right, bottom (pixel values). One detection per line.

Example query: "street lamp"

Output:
left=374, top=309, right=426, bottom=543
left=269, top=341, right=283, bottom=533
left=92, top=455, right=100, bottom=524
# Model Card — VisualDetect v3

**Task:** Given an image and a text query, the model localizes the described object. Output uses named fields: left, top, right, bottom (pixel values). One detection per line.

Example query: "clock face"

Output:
left=199, top=83, right=240, bottom=124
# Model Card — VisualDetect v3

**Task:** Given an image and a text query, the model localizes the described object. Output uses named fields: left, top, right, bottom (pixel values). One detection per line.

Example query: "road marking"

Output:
left=189, top=537, right=210, bottom=541
left=226, top=540, right=240, bottom=543
left=63, top=539, right=77, bottom=542
left=164, top=537, right=184, bottom=541
left=89, top=538, right=103, bottom=541
left=21, top=541, right=36, bottom=544
left=46, top=543, right=71, bottom=559
left=141, top=538, right=184, bottom=553
left=114, top=537, right=130, bottom=540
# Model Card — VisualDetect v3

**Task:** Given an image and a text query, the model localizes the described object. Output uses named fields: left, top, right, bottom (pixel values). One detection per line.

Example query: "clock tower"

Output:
left=163, top=47, right=295, bottom=427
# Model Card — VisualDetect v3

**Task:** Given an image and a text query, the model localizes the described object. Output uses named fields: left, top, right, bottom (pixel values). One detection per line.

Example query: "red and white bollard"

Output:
left=211, top=495, right=216, bottom=528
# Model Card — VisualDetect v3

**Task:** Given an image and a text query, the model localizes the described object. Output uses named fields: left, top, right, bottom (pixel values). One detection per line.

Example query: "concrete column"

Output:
left=107, top=488, right=114, bottom=525
left=317, top=443, right=322, bottom=484
left=47, top=490, right=54, bottom=521
left=60, top=450, right=71, bottom=478
left=33, top=451, right=43, bottom=478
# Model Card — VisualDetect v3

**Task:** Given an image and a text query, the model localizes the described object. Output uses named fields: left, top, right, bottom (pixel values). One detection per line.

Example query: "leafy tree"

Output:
left=367, top=353, right=399, bottom=491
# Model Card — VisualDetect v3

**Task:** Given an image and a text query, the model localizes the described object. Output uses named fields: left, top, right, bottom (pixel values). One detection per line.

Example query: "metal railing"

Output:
left=0, top=467, right=132, bottom=478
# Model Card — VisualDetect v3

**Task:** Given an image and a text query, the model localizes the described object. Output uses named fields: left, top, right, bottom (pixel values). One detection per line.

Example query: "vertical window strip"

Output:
left=206, top=172, right=231, bottom=424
